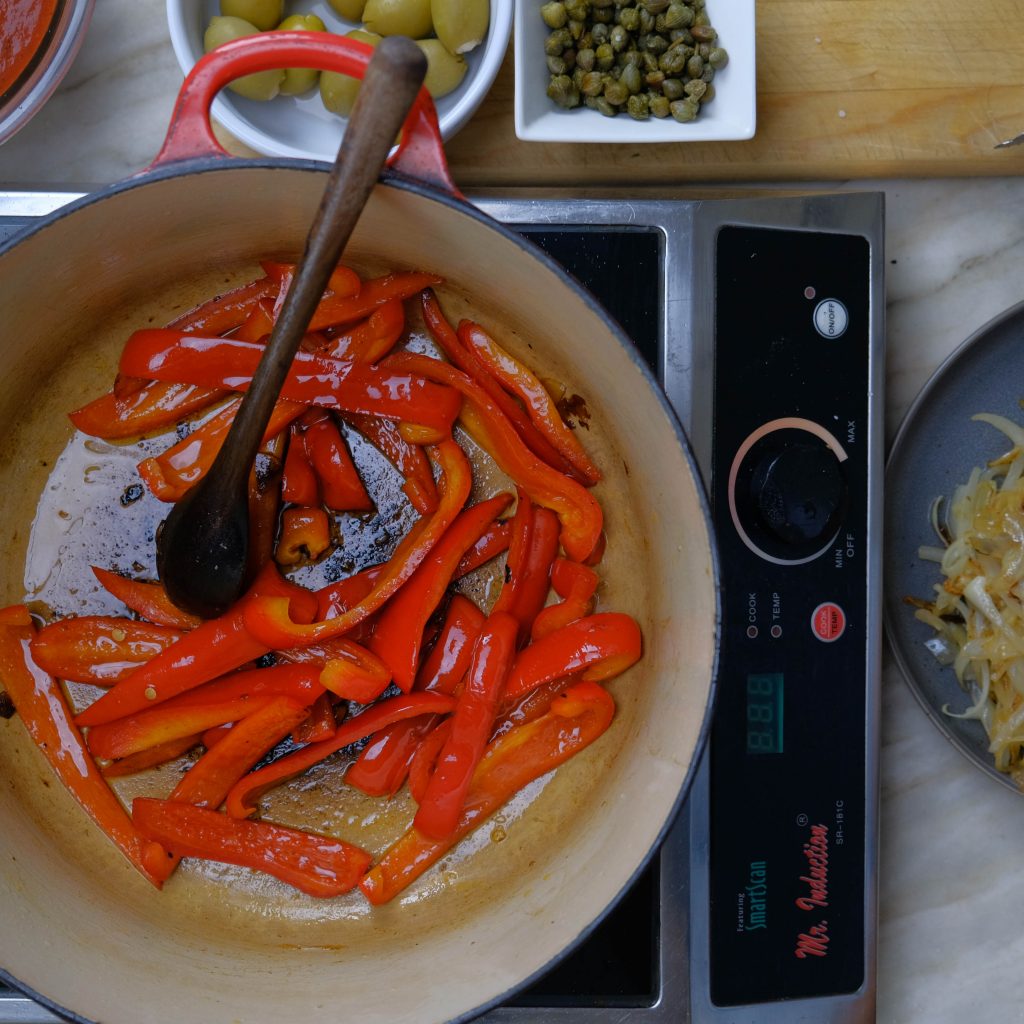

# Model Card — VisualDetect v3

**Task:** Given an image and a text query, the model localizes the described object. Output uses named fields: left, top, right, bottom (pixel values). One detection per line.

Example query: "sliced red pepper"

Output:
left=0, top=620, right=165, bottom=887
left=0, top=604, right=32, bottom=626
left=92, top=567, right=203, bottom=631
left=275, top=506, right=332, bottom=566
left=503, top=613, right=643, bottom=701
left=306, top=270, right=441, bottom=332
left=69, top=380, right=222, bottom=440
left=342, top=411, right=438, bottom=516
left=281, top=421, right=320, bottom=505
left=420, top=290, right=577, bottom=478
left=360, top=680, right=615, bottom=905
left=156, top=663, right=326, bottom=711
left=242, top=439, right=472, bottom=648
left=261, top=260, right=362, bottom=317
left=407, top=718, right=451, bottom=804
left=319, top=299, right=405, bottom=363
left=225, top=690, right=458, bottom=818
left=531, top=558, right=599, bottom=641
left=369, top=493, right=513, bottom=691
left=137, top=396, right=303, bottom=502
left=232, top=298, right=276, bottom=343
left=30, top=617, right=183, bottom=686
left=118, top=330, right=461, bottom=442
left=458, top=319, right=602, bottom=487
left=102, top=733, right=202, bottom=778
left=132, top=797, right=371, bottom=898
left=76, top=563, right=317, bottom=728
left=318, top=640, right=392, bottom=703
left=414, top=611, right=519, bottom=840
left=383, top=351, right=603, bottom=563
left=346, top=595, right=483, bottom=798
left=168, top=274, right=278, bottom=335
left=454, top=519, right=512, bottom=577
left=293, top=692, right=338, bottom=745
left=302, top=410, right=373, bottom=512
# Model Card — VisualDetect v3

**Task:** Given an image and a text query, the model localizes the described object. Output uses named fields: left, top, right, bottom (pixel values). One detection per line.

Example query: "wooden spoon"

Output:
left=156, top=35, right=428, bottom=619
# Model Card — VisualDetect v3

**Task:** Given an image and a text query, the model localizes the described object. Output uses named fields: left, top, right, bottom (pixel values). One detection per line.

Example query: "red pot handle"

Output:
left=148, top=31, right=459, bottom=197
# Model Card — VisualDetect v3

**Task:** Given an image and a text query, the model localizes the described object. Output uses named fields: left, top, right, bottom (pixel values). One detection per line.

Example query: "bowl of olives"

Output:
left=167, top=0, right=512, bottom=158
left=514, top=0, right=755, bottom=142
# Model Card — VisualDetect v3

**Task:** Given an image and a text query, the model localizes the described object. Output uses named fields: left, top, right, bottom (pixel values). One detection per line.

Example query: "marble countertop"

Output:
left=3, top=2, right=1024, bottom=1022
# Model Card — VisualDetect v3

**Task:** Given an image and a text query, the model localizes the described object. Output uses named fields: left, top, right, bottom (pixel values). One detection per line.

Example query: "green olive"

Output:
left=204, top=17, right=285, bottom=100
left=432, top=0, right=489, bottom=55
left=319, top=29, right=381, bottom=117
left=219, top=0, right=283, bottom=32
left=276, top=14, right=326, bottom=95
left=326, top=0, right=368, bottom=18
left=363, top=0, right=433, bottom=39
left=414, top=38, right=468, bottom=98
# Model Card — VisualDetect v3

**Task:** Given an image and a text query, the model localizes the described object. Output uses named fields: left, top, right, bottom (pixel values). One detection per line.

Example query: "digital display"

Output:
left=746, top=673, right=784, bottom=754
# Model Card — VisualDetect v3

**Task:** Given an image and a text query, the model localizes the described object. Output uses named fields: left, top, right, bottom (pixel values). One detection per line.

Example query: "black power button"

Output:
left=728, top=420, right=849, bottom=564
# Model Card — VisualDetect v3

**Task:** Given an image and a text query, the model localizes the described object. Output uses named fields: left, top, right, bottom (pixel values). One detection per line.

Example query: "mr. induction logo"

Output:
left=794, top=823, right=831, bottom=959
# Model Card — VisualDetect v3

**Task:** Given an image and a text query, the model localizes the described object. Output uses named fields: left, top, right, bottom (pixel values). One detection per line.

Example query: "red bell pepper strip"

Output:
left=458, top=319, right=602, bottom=487
left=137, top=396, right=303, bottom=502
left=342, top=411, right=439, bottom=516
left=225, top=690, right=458, bottom=818
left=383, top=351, right=603, bottom=563
left=168, top=274, right=279, bottom=335
left=414, top=612, right=519, bottom=840
left=241, top=439, right=472, bottom=648
left=531, top=558, right=599, bottom=641
left=293, top=692, right=338, bottom=745
left=369, top=493, right=513, bottom=691
left=306, top=270, right=441, bottom=332
left=281, top=421, right=320, bottom=505
left=275, top=506, right=332, bottom=566
left=232, top=298, right=276, bottom=343
left=91, top=567, right=202, bottom=631
left=318, top=640, right=393, bottom=703
left=118, top=330, right=462, bottom=442
left=302, top=410, right=373, bottom=512
left=76, top=563, right=318, bottom=727
left=420, top=290, right=577, bottom=478
left=0, top=604, right=31, bottom=626
left=346, top=595, right=484, bottom=798
left=361, top=680, right=615, bottom=905
left=86, top=695, right=280, bottom=761
left=261, top=259, right=362, bottom=304
left=314, top=564, right=384, bottom=622
left=132, top=797, right=371, bottom=898
left=0, top=619, right=165, bottom=887
left=318, top=299, right=405, bottom=363
left=69, top=380, right=222, bottom=440
left=102, top=733, right=202, bottom=778
left=503, top=613, right=643, bottom=701
left=454, top=519, right=512, bottom=577
left=407, top=718, right=451, bottom=804
left=156, top=663, right=326, bottom=711
left=492, top=489, right=533, bottom=611
left=30, top=617, right=184, bottom=686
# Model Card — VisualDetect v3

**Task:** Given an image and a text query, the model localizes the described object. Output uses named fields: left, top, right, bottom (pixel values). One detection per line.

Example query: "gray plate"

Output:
left=885, top=299, right=1024, bottom=795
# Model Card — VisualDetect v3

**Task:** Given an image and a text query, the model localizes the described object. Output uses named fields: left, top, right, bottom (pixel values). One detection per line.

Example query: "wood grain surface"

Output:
left=439, top=0, right=1024, bottom=185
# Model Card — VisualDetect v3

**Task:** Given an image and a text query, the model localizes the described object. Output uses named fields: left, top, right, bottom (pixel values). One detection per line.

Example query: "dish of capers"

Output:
left=539, top=0, right=727, bottom=122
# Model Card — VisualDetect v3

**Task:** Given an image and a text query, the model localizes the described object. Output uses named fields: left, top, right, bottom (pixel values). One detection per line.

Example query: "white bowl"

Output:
left=514, top=0, right=755, bottom=143
left=167, top=0, right=512, bottom=158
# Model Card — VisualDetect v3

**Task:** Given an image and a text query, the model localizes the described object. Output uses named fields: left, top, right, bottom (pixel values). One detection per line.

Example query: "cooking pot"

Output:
left=0, top=35, right=720, bottom=1024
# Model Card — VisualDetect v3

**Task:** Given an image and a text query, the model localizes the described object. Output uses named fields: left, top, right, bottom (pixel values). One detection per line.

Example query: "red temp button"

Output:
left=811, top=602, right=846, bottom=642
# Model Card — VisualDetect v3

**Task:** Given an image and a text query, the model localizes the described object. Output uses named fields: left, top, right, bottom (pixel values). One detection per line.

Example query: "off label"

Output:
left=811, top=602, right=846, bottom=642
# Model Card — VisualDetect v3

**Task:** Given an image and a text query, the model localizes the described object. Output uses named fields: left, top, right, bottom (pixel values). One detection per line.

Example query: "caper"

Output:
left=658, top=47, right=687, bottom=74
left=326, top=0, right=367, bottom=18
left=545, top=27, right=573, bottom=54
left=664, top=2, right=694, bottom=27
left=641, top=50, right=659, bottom=72
left=670, top=27, right=693, bottom=42
left=547, top=54, right=568, bottom=74
left=684, top=78, right=707, bottom=99
left=620, top=62, right=642, bottom=93
left=363, top=0, right=433, bottom=39
left=569, top=18, right=586, bottom=39
left=645, top=69, right=665, bottom=88
left=669, top=97, right=698, bottom=121
left=433, top=0, right=489, bottom=54
left=686, top=52, right=703, bottom=77
left=416, top=38, right=468, bottom=98
left=661, top=76, right=683, bottom=98
left=547, top=74, right=581, bottom=107
left=641, top=0, right=669, bottom=12
left=638, top=7, right=655, bottom=31
left=617, top=6, right=640, bottom=31
left=700, top=81, right=715, bottom=102
left=708, top=45, right=728, bottom=68
left=320, top=28, right=381, bottom=116
left=204, top=17, right=285, bottom=100
left=596, top=96, right=617, bottom=116
left=595, top=42, right=615, bottom=69
left=576, top=47, right=596, bottom=70
left=276, top=14, right=326, bottom=95
left=642, top=33, right=668, bottom=54
left=219, top=0, right=283, bottom=31
left=591, top=22, right=610, bottom=44
left=693, top=9, right=710, bottom=25
left=565, top=0, right=589, bottom=19
left=617, top=48, right=642, bottom=67
left=592, top=6, right=613, bottom=21
left=603, top=78, right=629, bottom=105
left=649, top=93, right=670, bottom=116
left=627, top=93, right=650, bottom=119
left=540, top=1, right=569, bottom=28
left=581, top=70, right=605, bottom=95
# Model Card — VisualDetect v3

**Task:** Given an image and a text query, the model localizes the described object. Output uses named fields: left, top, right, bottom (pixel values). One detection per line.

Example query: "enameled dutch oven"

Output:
left=0, top=35, right=720, bottom=1024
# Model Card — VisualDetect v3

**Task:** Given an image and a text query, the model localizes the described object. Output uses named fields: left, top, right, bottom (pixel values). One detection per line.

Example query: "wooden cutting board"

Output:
left=442, top=0, right=1024, bottom=186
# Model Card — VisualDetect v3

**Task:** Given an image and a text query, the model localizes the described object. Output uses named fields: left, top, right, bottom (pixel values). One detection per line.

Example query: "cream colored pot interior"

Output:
left=0, top=164, right=717, bottom=1024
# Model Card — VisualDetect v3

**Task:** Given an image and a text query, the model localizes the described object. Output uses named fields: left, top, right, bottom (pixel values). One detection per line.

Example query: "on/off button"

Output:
left=811, top=602, right=846, bottom=642
left=813, top=298, right=849, bottom=339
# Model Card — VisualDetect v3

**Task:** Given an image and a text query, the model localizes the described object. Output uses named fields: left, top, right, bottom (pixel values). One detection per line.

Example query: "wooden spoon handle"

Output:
left=220, top=35, right=428, bottom=488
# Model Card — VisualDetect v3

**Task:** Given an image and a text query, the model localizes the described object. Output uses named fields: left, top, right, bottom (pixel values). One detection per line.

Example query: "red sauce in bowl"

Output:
left=0, top=0, right=60, bottom=98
